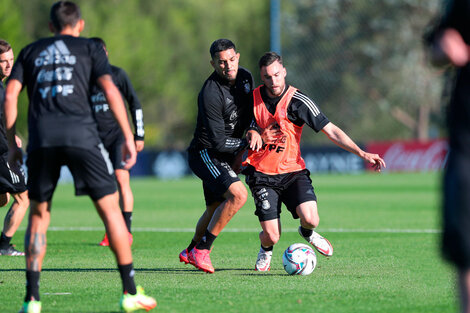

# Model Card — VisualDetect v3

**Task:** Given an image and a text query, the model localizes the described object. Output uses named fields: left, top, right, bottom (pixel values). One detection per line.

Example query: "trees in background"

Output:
left=1, top=0, right=444, bottom=148
left=2, top=0, right=270, bottom=148
left=282, top=0, right=443, bottom=143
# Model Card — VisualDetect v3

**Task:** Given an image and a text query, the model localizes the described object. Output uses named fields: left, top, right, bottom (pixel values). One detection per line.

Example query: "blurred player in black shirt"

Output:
left=178, top=39, right=255, bottom=273
left=425, top=0, right=470, bottom=311
left=89, top=37, right=145, bottom=248
left=0, top=39, right=29, bottom=257
left=4, top=2, right=156, bottom=312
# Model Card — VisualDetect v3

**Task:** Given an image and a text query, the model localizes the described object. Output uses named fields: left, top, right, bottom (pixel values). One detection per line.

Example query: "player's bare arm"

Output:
left=98, top=75, right=137, bottom=169
left=321, top=122, right=386, bottom=172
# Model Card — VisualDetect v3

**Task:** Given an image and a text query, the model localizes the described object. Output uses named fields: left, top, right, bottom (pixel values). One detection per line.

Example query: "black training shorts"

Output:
left=27, top=145, right=117, bottom=202
left=0, top=152, right=27, bottom=194
left=244, top=167, right=317, bottom=222
left=102, top=133, right=125, bottom=171
left=442, top=150, right=470, bottom=270
left=188, top=148, right=240, bottom=206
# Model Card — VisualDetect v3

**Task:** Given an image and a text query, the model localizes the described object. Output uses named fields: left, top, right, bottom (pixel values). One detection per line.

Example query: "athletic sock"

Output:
left=25, top=270, right=40, bottom=302
left=261, top=244, right=273, bottom=252
left=118, top=263, right=137, bottom=295
left=122, top=212, right=132, bottom=233
left=186, top=239, right=197, bottom=252
left=300, top=226, right=313, bottom=238
left=0, top=232, right=12, bottom=249
left=196, top=230, right=217, bottom=250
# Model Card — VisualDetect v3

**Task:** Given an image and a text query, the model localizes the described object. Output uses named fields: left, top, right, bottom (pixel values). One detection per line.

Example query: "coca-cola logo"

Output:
left=379, top=140, right=448, bottom=171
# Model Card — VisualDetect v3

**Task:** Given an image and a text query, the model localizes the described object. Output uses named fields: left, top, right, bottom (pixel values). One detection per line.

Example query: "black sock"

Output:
left=118, top=263, right=137, bottom=295
left=196, top=230, right=217, bottom=250
left=186, top=239, right=197, bottom=252
left=0, top=232, right=12, bottom=248
left=300, top=226, right=313, bottom=238
left=122, top=212, right=132, bottom=233
left=261, top=244, right=273, bottom=252
left=25, top=271, right=40, bottom=302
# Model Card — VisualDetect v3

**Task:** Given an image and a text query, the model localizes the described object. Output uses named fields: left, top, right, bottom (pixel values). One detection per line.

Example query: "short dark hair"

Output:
left=0, top=39, right=12, bottom=54
left=89, top=37, right=107, bottom=50
left=50, top=1, right=81, bottom=32
left=209, top=39, right=236, bottom=59
left=258, top=52, right=283, bottom=68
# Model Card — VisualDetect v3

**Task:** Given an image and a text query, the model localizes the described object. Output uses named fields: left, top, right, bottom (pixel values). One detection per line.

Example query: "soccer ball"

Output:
left=282, top=243, right=317, bottom=275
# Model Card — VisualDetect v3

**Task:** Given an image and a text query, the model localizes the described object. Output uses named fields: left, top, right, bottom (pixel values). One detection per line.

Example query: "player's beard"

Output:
left=225, top=69, right=237, bottom=82
left=268, top=84, right=285, bottom=97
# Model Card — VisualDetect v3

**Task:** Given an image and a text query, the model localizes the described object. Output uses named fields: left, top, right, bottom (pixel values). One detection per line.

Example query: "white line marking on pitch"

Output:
left=40, top=226, right=440, bottom=234
left=43, top=293, right=72, bottom=295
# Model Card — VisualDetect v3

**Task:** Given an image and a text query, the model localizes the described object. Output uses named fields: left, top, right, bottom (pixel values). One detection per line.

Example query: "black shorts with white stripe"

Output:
left=188, top=148, right=240, bottom=206
left=0, top=152, right=27, bottom=195
left=101, top=132, right=126, bottom=170
left=26, top=145, right=117, bottom=202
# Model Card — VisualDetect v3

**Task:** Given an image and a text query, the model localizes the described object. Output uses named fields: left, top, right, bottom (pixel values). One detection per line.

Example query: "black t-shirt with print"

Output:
left=90, top=65, right=144, bottom=145
left=9, top=35, right=111, bottom=153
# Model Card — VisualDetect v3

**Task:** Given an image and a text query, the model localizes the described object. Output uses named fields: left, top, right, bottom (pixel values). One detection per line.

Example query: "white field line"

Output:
left=37, top=226, right=440, bottom=234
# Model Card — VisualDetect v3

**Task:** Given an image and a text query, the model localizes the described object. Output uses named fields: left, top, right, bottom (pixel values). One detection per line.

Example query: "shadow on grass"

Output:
left=0, top=267, right=238, bottom=273
left=0, top=267, right=283, bottom=276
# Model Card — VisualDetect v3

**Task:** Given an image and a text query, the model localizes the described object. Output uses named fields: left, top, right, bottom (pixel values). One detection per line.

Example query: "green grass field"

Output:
left=0, top=172, right=457, bottom=312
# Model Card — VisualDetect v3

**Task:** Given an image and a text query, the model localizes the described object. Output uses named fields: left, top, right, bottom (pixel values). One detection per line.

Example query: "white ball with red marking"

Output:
left=282, top=243, right=317, bottom=275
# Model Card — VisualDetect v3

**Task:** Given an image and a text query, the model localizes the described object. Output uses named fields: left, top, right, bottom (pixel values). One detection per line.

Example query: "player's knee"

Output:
left=235, top=187, right=248, bottom=206
left=14, top=191, right=29, bottom=209
left=230, top=186, right=247, bottom=208
left=302, top=216, right=320, bottom=229
left=115, top=170, right=130, bottom=188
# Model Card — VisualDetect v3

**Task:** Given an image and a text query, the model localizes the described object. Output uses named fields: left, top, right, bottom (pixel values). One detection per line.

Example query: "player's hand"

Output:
left=439, top=28, right=469, bottom=67
left=121, top=137, right=137, bottom=170
left=262, top=122, right=283, bottom=143
left=15, top=135, right=22, bottom=148
left=363, top=152, right=386, bottom=172
left=246, top=130, right=263, bottom=151
left=135, top=140, right=145, bottom=152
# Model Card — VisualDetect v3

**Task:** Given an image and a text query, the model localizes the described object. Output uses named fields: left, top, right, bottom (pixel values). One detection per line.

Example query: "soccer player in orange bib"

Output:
left=243, top=52, right=385, bottom=271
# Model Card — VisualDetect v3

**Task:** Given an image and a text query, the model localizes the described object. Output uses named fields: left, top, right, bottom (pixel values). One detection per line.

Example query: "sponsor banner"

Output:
left=366, top=139, right=448, bottom=172
left=130, top=150, right=191, bottom=178
left=60, top=139, right=447, bottom=181
left=301, top=146, right=365, bottom=174
left=129, top=146, right=366, bottom=178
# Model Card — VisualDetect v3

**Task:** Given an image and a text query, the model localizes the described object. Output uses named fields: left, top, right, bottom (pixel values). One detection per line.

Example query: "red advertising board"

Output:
left=366, top=139, right=448, bottom=172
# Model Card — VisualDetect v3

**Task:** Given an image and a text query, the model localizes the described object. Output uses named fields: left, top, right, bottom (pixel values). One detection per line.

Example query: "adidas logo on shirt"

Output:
left=34, top=40, right=76, bottom=67
left=35, top=40, right=76, bottom=99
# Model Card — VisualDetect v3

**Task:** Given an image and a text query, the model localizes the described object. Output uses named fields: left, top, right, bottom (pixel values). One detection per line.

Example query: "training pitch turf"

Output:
left=0, top=172, right=456, bottom=312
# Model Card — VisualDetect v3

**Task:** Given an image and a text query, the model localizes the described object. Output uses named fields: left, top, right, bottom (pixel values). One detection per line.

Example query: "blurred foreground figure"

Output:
left=425, top=0, right=470, bottom=312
